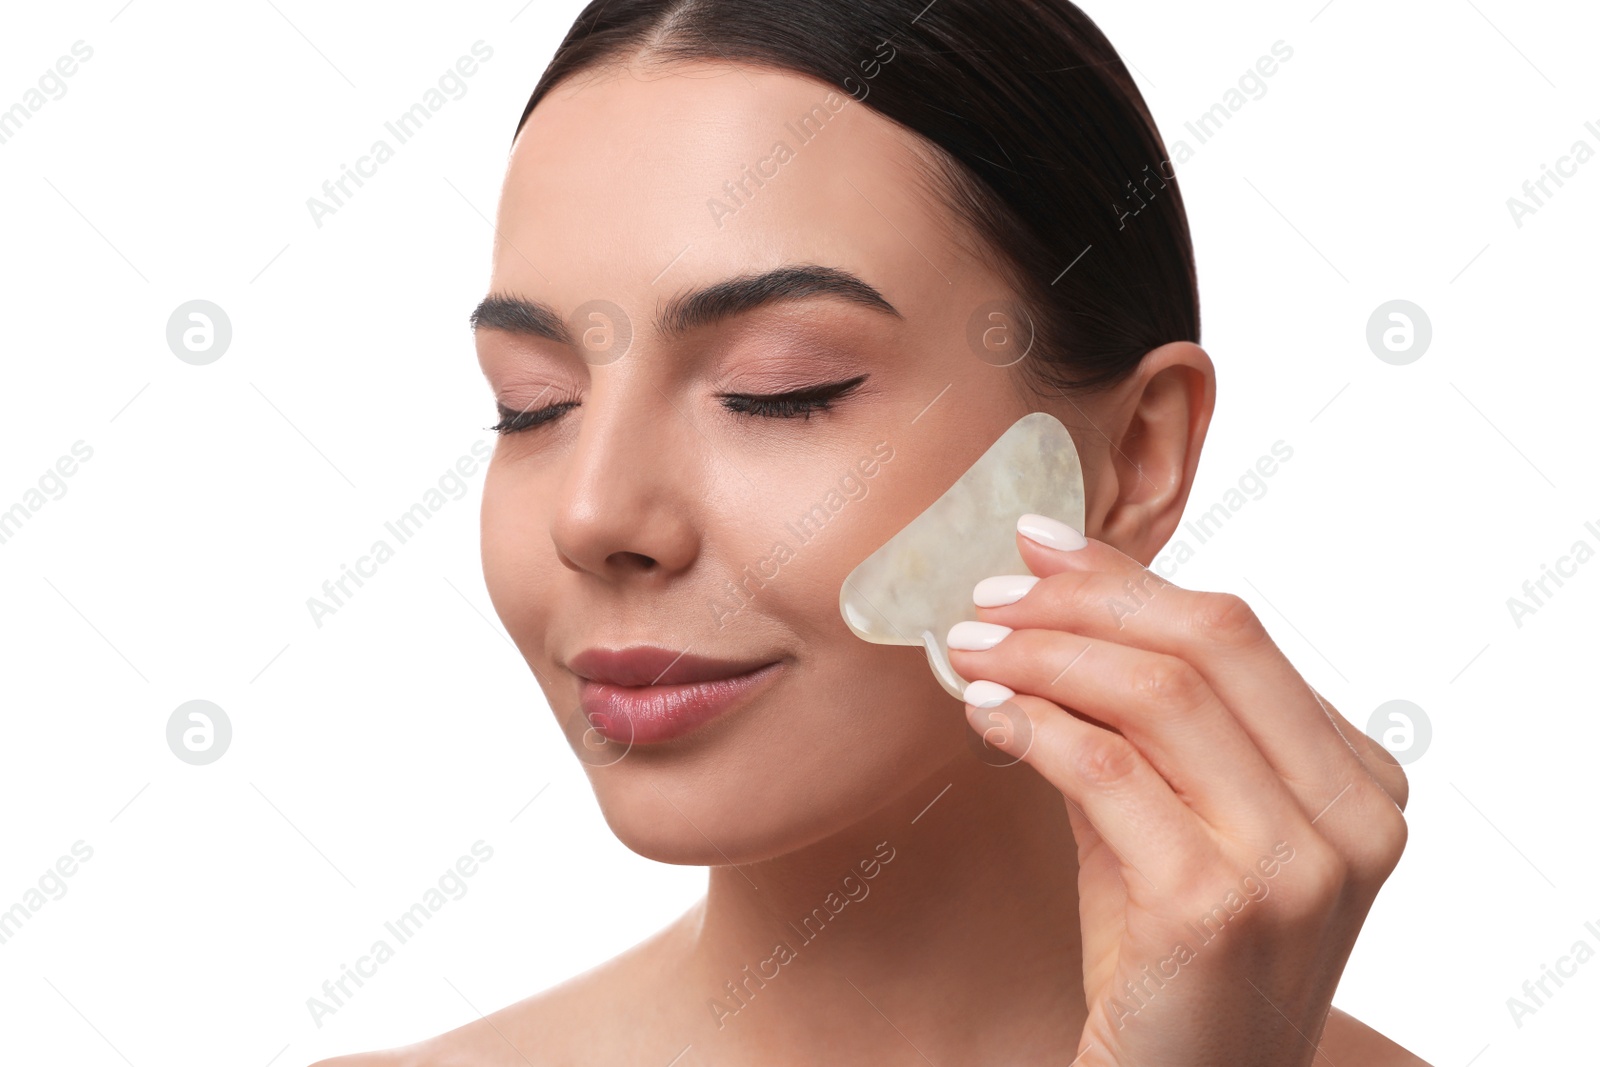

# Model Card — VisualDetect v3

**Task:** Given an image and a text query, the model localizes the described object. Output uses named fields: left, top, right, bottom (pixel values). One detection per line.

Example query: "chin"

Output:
left=576, top=654, right=965, bottom=866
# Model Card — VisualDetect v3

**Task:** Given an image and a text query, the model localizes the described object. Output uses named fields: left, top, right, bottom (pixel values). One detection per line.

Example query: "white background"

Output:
left=1, top=1, right=1596, bottom=1063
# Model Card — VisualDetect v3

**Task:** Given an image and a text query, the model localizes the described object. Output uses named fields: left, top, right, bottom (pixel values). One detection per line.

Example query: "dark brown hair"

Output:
left=512, top=0, right=1198, bottom=395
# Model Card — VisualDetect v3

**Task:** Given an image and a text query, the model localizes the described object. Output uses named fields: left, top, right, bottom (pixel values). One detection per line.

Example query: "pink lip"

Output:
left=568, top=646, right=784, bottom=744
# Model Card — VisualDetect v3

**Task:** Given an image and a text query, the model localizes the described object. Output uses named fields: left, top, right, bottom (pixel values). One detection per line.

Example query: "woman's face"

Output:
left=477, top=57, right=1088, bottom=863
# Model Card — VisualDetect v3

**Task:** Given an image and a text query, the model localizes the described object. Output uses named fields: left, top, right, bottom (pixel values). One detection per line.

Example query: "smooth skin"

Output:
left=311, top=51, right=1429, bottom=1067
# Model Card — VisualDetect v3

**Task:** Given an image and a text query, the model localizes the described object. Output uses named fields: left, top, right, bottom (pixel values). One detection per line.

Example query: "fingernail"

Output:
left=963, top=680, right=1014, bottom=707
left=1018, top=513, right=1086, bottom=552
left=973, top=574, right=1039, bottom=607
left=947, top=620, right=1012, bottom=650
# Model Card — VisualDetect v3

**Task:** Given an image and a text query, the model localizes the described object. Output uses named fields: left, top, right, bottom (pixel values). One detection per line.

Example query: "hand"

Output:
left=945, top=514, right=1409, bottom=1067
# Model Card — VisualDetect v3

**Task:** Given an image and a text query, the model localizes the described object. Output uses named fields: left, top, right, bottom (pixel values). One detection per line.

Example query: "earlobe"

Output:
left=1092, top=341, right=1216, bottom=565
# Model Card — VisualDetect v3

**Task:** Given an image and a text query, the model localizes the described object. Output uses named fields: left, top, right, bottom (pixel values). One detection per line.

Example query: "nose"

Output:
left=547, top=373, right=700, bottom=582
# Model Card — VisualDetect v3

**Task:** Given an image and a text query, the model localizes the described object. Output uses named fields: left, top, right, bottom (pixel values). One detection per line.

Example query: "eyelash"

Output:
left=488, top=400, right=578, bottom=435
left=487, top=375, right=868, bottom=435
left=721, top=375, right=868, bottom=420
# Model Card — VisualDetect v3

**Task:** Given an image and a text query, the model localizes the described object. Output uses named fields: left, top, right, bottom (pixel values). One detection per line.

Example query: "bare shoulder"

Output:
left=302, top=975, right=615, bottom=1067
left=302, top=983, right=594, bottom=1067
left=306, top=903, right=702, bottom=1067
left=306, top=1048, right=419, bottom=1067
left=1320, top=1006, right=1433, bottom=1065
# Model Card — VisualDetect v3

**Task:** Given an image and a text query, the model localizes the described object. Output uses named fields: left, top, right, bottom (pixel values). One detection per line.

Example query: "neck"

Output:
left=685, top=747, right=1089, bottom=1061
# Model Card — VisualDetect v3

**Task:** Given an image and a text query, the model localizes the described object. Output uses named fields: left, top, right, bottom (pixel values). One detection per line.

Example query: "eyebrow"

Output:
left=469, top=263, right=902, bottom=345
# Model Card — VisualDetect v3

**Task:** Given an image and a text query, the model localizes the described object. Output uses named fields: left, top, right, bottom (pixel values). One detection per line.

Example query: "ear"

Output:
left=1087, top=341, right=1215, bottom=565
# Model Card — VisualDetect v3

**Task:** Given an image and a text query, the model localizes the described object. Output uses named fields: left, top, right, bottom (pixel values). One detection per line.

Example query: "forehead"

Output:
left=492, top=58, right=958, bottom=318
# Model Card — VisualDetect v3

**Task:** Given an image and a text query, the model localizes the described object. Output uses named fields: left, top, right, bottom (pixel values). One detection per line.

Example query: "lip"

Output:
left=568, top=646, right=785, bottom=745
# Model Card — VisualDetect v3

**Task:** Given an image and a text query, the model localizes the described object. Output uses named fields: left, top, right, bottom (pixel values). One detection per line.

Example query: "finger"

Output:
left=985, top=522, right=1408, bottom=883
left=1308, top=686, right=1409, bottom=813
left=963, top=686, right=1212, bottom=898
left=983, top=523, right=1402, bottom=818
left=950, top=624, right=1312, bottom=845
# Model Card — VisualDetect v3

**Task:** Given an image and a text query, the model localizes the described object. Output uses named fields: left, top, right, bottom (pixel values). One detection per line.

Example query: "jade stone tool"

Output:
left=838, top=411, right=1086, bottom=699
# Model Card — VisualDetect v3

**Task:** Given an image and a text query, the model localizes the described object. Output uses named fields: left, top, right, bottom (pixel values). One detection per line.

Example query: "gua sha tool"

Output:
left=838, top=411, right=1086, bottom=700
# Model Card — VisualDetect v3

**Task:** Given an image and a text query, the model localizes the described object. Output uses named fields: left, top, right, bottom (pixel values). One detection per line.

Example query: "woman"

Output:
left=318, top=0, right=1428, bottom=1062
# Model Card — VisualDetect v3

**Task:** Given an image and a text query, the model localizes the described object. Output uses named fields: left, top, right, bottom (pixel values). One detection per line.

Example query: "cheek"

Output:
left=479, top=461, right=556, bottom=644
left=712, top=469, right=892, bottom=643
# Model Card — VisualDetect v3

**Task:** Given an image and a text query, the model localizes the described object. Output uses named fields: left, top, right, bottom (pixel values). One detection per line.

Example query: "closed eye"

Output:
left=489, top=400, right=577, bottom=435
left=720, top=374, right=869, bottom=419
left=487, top=374, right=871, bottom=434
